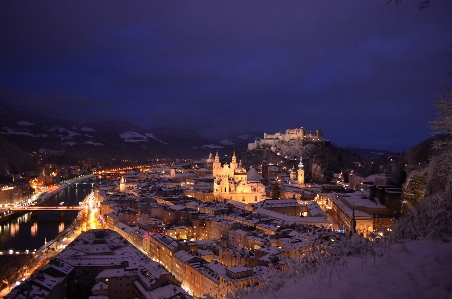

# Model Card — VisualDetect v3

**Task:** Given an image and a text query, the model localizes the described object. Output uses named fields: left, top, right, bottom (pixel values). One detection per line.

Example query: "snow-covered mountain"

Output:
left=0, top=102, right=269, bottom=160
left=0, top=103, right=215, bottom=158
left=216, top=132, right=263, bottom=151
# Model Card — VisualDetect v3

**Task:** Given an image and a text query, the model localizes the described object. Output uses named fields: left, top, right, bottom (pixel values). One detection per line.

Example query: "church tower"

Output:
left=170, top=163, right=176, bottom=178
left=213, top=150, right=221, bottom=178
left=230, top=151, right=238, bottom=170
left=297, top=156, right=305, bottom=186
left=205, top=152, right=214, bottom=170
left=119, top=176, right=125, bottom=192
left=290, top=165, right=297, bottom=181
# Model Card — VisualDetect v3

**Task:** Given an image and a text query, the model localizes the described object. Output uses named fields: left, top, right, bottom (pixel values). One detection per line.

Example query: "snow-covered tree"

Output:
left=430, top=88, right=452, bottom=150
left=402, top=169, right=428, bottom=206
left=311, top=161, right=325, bottom=183
left=392, top=173, right=452, bottom=241
left=425, top=151, right=452, bottom=196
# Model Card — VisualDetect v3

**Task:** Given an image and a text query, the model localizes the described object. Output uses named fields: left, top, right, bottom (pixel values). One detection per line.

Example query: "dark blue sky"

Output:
left=1, top=1, right=452, bottom=152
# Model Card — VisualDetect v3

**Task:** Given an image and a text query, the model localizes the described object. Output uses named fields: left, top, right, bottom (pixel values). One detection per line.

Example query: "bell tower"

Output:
left=297, top=156, right=305, bottom=186
left=206, top=152, right=214, bottom=169
left=213, top=150, right=221, bottom=178
left=170, top=163, right=176, bottom=178
left=290, top=166, right=297, bottom=181
left=120, top=176, right=126, bottom=192
left=230, top=151, right=238, bottom=170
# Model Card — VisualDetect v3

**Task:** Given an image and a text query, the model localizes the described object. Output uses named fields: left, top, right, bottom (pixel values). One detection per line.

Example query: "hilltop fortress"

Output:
left=248, top=127, right=324, bottom=152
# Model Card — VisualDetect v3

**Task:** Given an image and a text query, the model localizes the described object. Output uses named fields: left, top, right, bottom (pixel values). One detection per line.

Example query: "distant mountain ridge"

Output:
left=0, top=103, right=248, bottom=159
left=345, top=147, right=396, bottom=159
left=0, top=102, right=396, bottom=160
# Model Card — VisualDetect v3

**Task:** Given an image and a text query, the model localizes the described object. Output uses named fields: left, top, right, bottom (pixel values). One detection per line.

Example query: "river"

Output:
left=0, top=177, right=99, bottom=252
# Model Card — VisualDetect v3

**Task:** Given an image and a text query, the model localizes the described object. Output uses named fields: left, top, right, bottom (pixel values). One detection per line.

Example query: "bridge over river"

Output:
left=9, top=206, right=83, bottom=211
left=0, top=177, right=99, bottom=255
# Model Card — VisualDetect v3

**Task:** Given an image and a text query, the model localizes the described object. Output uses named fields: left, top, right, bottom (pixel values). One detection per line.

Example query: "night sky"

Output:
left=1, top=1, right=452, bottom=152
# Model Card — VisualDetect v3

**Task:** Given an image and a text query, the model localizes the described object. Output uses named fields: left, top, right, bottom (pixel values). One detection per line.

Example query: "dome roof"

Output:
left=247, top=167, right=260, bottom=182
left=234, top=167, right=246, bottom=174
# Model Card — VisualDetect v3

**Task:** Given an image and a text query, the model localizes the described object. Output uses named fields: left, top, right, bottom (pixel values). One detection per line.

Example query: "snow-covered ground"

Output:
left=220, top=139, right=235, bottom=145
left=119, top=131, right=167, bottom=143
left=16, top=120, right=33, bottom=126
left=49, top=127, right=79, bottom=138
left=83, top=141, right=103, bottom=146
left=144, top=132, right=167, bottom=144
left=246, top=238, right=452, bottom=299
left=119, top=131, right=148, bottom=142
left=62, top=141, right=76, bottom=146
left=201, top=144, right=224, bottom=149
left=6, top=128, right=37, bottom=137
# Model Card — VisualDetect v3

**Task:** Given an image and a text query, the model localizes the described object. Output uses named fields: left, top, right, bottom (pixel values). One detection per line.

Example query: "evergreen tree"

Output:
left=67, top=267, right=95, bottom=299
left=271, top=182, right=281, bottom=199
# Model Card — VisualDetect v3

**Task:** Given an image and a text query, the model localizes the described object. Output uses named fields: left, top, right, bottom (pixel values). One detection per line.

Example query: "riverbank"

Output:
left=37, top=174, right=95, bottom=205
left=0, top=174, right=95, bottom=226
left=0, top=210, right=26, bottom=225
left=0, top=191, right=95, bottom=297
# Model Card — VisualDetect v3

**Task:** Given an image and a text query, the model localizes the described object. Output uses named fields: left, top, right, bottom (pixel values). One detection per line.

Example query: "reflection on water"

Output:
left=31, top=222, right=38, bottom=237
left=10, top=223, right=19, bottom=238
left=0, top=177, right=98, bottom=251
left=58, top=222, right=64, bottom=233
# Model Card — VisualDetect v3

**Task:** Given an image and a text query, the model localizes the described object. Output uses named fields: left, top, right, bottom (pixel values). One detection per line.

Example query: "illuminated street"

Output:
left=0, top=191, right=98, bottom=297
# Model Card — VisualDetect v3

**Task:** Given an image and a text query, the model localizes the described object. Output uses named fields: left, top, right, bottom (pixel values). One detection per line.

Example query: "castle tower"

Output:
left=297, top=156, right=305, bottom=186
left=119, top=176, right=125, bottom=192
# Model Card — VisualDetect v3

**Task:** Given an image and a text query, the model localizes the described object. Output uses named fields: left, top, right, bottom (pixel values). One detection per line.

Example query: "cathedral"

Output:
left=212, top=151, right=266, bottom=203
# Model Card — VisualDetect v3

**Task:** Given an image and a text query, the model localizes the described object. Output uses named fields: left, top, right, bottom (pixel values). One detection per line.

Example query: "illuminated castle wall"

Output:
left=248, top=127, right=324, bottom=151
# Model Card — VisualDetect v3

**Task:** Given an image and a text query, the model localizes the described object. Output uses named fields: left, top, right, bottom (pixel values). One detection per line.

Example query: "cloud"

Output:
left=1, top=0, right=451, bottom=151
left=0, top=86, right=121, bottom=122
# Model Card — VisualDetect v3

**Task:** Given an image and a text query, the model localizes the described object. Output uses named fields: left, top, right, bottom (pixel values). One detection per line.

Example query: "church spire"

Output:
left=298, top=155, right=304, bottom=169
left=297, top=155, right=305, bottom=186
left=231, top=151, right=237, bottom=163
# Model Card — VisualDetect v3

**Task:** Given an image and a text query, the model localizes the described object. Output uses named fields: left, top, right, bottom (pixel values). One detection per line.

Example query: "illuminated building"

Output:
left=212, top=151, right=266, bottom=203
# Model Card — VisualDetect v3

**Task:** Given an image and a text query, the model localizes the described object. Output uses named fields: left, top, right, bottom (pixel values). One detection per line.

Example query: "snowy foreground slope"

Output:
left=246, top=239, right=452, bottom=299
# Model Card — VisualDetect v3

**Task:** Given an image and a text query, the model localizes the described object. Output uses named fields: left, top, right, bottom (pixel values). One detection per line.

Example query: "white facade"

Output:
left=213, top=151, right=266, bottom=203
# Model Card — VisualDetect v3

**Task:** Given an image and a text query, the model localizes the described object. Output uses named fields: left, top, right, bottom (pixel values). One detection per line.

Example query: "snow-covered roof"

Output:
left=254, top=208, right=331, bottom=226
left=247, top=167, right=260, bottom=181
left=91, top=280, right=108, bottom=291
left=259, top=198, right=301, bottom=208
